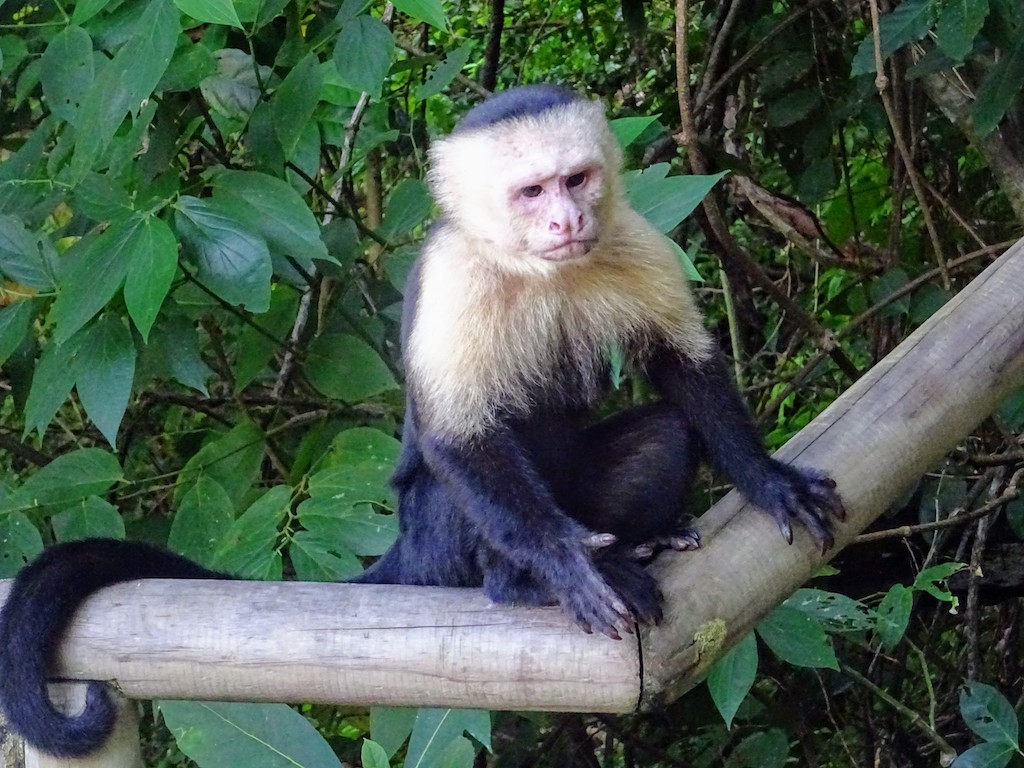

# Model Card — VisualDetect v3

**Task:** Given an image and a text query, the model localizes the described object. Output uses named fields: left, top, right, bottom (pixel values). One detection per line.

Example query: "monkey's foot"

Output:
left=754, top=462, right=847, bottom=552
left=627, top=524, right=700, bottom=561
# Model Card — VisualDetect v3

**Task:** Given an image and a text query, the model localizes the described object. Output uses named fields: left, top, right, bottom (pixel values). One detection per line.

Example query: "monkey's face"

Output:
left=506, top=164, right=604, bottom=263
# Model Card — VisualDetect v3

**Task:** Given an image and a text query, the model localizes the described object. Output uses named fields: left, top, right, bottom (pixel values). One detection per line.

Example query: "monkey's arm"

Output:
left=647, top=347, right=845, bottom=550
left=419, top=426, right=660, bottom=637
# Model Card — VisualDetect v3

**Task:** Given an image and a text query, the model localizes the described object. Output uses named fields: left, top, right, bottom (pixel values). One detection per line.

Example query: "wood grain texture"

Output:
left=641, top=237, right=1024, bottom=706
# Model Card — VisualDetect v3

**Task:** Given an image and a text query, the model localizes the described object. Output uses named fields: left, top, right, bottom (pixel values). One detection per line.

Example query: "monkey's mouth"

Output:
left=541, top=240, right=596, bottom=260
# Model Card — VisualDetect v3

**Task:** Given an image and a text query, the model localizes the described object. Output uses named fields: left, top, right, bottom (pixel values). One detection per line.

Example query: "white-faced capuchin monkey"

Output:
left=0, top=84, right=845, bottom=758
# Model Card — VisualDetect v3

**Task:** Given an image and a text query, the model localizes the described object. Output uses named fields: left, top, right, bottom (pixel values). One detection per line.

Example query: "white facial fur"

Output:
left=428, top=99, right=625, bottom=275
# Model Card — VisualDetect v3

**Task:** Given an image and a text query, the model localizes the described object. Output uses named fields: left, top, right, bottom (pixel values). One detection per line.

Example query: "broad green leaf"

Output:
left=390, top=0, right=447, bottom=29
left=169, top=476, right=235, bottom=566
left=669, top=239, right=702, bottom=282
left=52, top=496, right=125, bottom=541
left=70, top=0, right=179, bottom=181
left=74, top=315, right=136, bottom=447
left=174, top=0, right=242, bottom=27
left=960, top=682, right=1019, bottom=746
left=436, top=736, right=476, bottom=768
left=73, top=173, right=135, bottom=221
left=973, top=37, right=1024, bottom=136
left=786, top=588, right=873, bottom=632
left=212, top=170, right=329, bottom=269
left=272, top=53, right=323, bottom=160
left=757, top=604, right=838, bottom=670
left=912, top=562, right=965, bottom=601
left=160, top=701, right=342, bottom=767
left=724, top=729, right=790, bottom=768
left=625, top=166, right=726, bottom=234
left=175, top=420, right=265, bottom=509
left=415, top=44, right=471, bottom=99
left=0, top=213, right=55, bottom=290
left=297, top=498, right=397, bottom=556
left=39, top=25, right=94, bottom=124
left=850, top=0, right=933, bottom=76
left=0, top=300, right=35, bottom=368
left=23, top=334, right=84, bottom=437
left=362, top=739, right=391, bottom=768
left=7, top=448, right=122, bottom=512
left=304, top=331, right=398, bottom=402
left=406, top=709, right=490, bottom=768
left=140, top=311, right=213, bottom=394
left=765, top=89, right=820, bottom=128
left=875, top=583, right=912, bottom=649
left=159, top=41, right=218, bottom=92
left=0, top=513, right=44, bottom=578
left=289, top=528, right=364, bottom=581
left=333, top=16, right=395, bottom=98
left=234, top=0, right=290, bottom=26
left=325, top=426, right=402, bottom=469
left=230, top=288, right=296, bottom=391
left=610, top=115, right=660, bottom=150
left=124, top=216, right=178, bottom=341
left=71, top=0, right=113, bottom=24
left=200, top=49, right=268, bottom=120
left=951, top=741, right=1016, bottom=768
left=707, top=631, right=757, bottom=728
left=379, top=179, right=432, bottom=241
left=370, top=708, right=416, bottom=759
left=936, top=0, right=989, bottom=62
left=212, top=486, right=289, bottom=579
left=175, top=196, right=272, bottom=312
left=50, top=222, right=136, bottom=345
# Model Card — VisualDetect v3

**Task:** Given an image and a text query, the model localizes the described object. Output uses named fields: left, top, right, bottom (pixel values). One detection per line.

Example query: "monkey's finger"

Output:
left=669, top=531, right=700, bottom=551
left=583, top=532, right=617, bottom=550
left=630, top=544, right=655, bottom=560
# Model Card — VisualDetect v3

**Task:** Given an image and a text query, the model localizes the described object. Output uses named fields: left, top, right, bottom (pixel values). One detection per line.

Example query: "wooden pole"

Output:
left=640, top=237, right=1024, bottom=706
left=0, top=238, right=1021, bottom=732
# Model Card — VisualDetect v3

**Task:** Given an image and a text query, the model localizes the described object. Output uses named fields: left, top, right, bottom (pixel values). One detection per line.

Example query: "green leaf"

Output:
left=436, top=736, right=476, bottom=768
left=39, top=25, right=94, bottom=124
left=5, top=448, right=122, bottom=513
left=875, top=583, right=912, bottom=649
left=71, top=0, right=113, bottom=24
left=850, top=0, right=933, bottom=76
left=415, top=44, right=471, bottom=99
left=50, top=222, right=137, bottom=345
left=70, top=0, right=180, bottom=181
left=625, top=166, right=726, bottom=233
left=610, top=115, right=660, bottom=150
left=169, top=476, right=235, bottom=566
left=174, top=0, right=242, bottom=27
left=212, top=486, right=289, bottom=579
left=0, top=300, right=36, bottom=368
left=786, top=588, right=874, bottom=632
left=379, top=179, right=432, bottom=241
left=124, top=216, right=179, bottom=341
left=362, top=739, right=391, bottom=768
left=201, top=49, right=269, bottom=120
left=724, top=729, right=790, bottom=768
left=272, top=53, right=323, bottom=160
left=707, top=632, right=757, bottom=728
left=0, top=213, right=55, bottom=290
left=765, top=89, right=820, bottom=128
left=959, top=682, right=1019, bottom=747
left=289, top=528, right=364, bottom=581
left=297, top=498, right=397, bottom=556
left=175, top=196, right=272, bottom=312
left=973, top=37, right=1024, bottom=136
left=333, top=16, right=395, bottom=98
left=951, top=741, right=1016, bottom=768
left=912, top=562, right=965, bottom=601
left=390, top=0, right=447, bottom=29
left=175, top=420, right=266, bottom=510
left=52, top=496, right=126, bottom=541
left=936, top=0, right=989, bottom=62
left=304, top=331, right=398, bottom=402
left=23, top=334, right=84, bottom=437
left=406, top=709, right=490, bottom=768
left=75, top=315, right=137, bottom=447
left=0, top=513, right=44, bottom=578
left=756, top=604, right=838, bottom=670
left=370, top=708, right=416, bottom=759
left=140, top=311, right=213, bottom=394
left=160, top=701, right=343, bottom=767
left=212, top=170, right=329, bottom=269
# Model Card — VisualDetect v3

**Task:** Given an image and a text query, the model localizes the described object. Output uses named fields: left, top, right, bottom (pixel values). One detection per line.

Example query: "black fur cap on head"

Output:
left=453, top=84, right=582, bottom=133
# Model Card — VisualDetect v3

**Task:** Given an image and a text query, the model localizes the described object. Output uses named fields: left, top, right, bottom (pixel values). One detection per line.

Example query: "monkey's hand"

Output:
left=750, top=461, right=846, bottom=552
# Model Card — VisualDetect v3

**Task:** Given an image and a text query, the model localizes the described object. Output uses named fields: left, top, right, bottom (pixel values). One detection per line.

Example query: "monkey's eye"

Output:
left=521, top=185, right=543, bottom=198
left=566, top=172, right=587, bottom=188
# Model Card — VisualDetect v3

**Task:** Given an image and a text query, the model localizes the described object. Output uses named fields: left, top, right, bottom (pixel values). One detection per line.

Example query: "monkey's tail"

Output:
left=0, top=538, right=223, bottom=758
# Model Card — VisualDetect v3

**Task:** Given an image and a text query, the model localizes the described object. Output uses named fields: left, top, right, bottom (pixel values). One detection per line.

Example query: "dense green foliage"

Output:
left=2, top=0, right=1024, bottom=764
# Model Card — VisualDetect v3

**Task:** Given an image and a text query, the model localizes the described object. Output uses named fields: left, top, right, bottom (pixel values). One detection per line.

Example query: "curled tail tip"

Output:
left=1, top=680, right=116, bottom=758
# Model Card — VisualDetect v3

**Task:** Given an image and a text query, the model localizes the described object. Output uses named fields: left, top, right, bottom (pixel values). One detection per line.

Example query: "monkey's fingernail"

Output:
left=778, top=519, right=794, bottom=544
left=584, top=533, right=617, bottom=549
left=632, top=545, right=654, bottom=559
